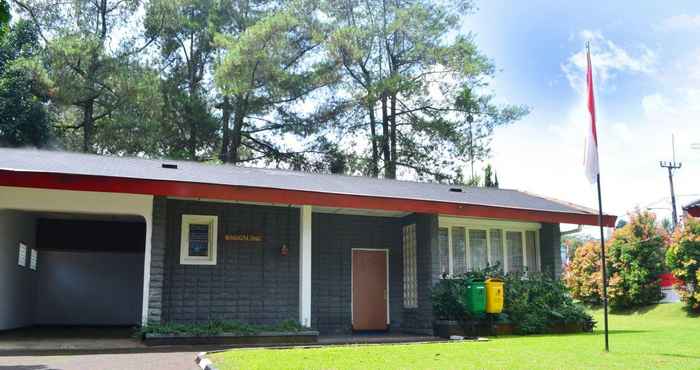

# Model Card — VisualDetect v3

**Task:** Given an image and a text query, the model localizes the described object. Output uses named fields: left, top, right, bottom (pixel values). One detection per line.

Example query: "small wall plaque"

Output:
left=30, top=249, right=38, bottom=271
left=225, top=234, right=264, bottom=242
left=18, top=242, right=27, bottom=267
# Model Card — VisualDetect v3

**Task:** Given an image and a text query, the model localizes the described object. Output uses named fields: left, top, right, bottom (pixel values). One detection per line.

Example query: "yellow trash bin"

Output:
left=485, top=278, right=504, bottom=314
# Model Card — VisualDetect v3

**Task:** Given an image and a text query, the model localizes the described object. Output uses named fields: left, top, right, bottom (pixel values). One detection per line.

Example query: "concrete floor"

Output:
left=0, top=327, right=203, bottom=370
left=0, top=351, right=200, bottom=370
left=0, top=327, right=146, bottom=354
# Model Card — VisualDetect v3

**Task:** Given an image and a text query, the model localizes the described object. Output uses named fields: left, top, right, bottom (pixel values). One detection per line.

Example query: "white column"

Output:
left=299, top=205, right=312, bottom=327
left=141, top=214, right=153, bottom=326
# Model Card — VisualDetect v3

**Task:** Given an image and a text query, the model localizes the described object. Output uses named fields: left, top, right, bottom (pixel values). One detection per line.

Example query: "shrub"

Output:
left=666, top=218, right=700, bottom=312
left=563, top=210, right=666, bottom=310
left=606, top=211, right=666, bottom=309
left=563, top=240, right=604, bottom=305
left=503, top=272, right=593, bottom=334
left=137, top=319, right=306, bottom=337
left=433, top=266, right=593, bottom=335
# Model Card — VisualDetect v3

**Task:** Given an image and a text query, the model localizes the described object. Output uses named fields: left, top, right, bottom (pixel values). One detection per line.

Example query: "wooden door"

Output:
left=352, top=250, right=388, bottom=331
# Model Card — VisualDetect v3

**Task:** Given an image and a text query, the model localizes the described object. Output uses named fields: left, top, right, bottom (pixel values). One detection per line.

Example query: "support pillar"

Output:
left=299, top=205, right=312, bottom=327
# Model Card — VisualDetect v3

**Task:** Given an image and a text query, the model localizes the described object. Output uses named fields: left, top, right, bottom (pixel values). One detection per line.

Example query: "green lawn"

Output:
left=209, top=303, right=700, bottom=370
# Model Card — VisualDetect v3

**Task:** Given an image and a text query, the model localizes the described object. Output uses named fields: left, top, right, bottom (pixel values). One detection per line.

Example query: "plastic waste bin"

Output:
left=464, top=278, right=486, bottom=315
left=485, top=278, right=504, bottom=314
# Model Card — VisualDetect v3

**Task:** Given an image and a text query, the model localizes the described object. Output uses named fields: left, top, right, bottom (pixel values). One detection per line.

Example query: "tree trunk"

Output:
left=82, top=101, right=94, bottom=153
left=380, top=93, right=392, bottom=178
left=219, top=96, right=232, bottom=162
left=389, top=93, right=397, bottom=179
left=367, top=99, right=380, bottom=177
left=230, top=98, right=246, bottom=163
left=188, top=101, right=196, bottom=160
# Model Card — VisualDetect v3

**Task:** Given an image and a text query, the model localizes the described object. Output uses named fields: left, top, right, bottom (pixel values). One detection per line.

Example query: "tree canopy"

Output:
left=4, top=0, right=527, bottom=183
left=0, top=19, right=52, bottom=147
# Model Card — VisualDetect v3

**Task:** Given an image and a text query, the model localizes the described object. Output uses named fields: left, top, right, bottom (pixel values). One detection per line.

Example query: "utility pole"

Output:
left=660, top=135, right=681, bottom=229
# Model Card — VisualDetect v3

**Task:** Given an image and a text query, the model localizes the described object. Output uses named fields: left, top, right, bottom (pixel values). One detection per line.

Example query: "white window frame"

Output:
left=180, top=214, right=218, bottom=265
left=438, top=216, right=541, bottom=275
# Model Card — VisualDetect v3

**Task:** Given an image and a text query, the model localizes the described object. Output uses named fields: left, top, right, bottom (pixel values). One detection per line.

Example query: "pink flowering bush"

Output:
left=666, top=218, right=700, bottom=312
left=564, top=210, right=666, bottom=310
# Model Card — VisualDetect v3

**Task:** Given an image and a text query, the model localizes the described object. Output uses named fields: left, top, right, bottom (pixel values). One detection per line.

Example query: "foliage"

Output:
left=7, top=0, right=524, bottom=178
left=13, top=0, right=151, bottom=153
left=606, top=210, right=666, bottom=309
left=666, top=217, right=700, bottom=312
left=137, top=319, right=306, bottom=337
left=483, top=164, right=498, bottom=188
left=431, top=278, right=470, bottom=321
left=0, top=20, right=52, bottom=147
left=320, top=0, right=528, bottom=180
left=144, top=0, right=227, bottom=160
left=0, top=0, right=9, bottom=38
left=502, top=272, right=593, bottom=334
left=433, top=266, right=593, bottom=335
left=213, top=0, right=337, bottom=166
left=563, top=240, right=604, bottom=305
left=564, top=210, right=667, bottom=310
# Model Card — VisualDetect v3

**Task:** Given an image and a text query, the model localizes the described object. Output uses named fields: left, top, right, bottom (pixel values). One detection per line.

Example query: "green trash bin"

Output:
left=463, top=278, right=486, bottom=316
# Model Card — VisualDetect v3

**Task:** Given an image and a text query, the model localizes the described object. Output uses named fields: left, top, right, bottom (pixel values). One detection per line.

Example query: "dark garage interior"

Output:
left=0, top=211, right=146, bottom=333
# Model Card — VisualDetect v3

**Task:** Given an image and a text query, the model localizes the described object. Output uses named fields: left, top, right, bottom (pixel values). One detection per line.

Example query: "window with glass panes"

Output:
left=437, top=219, right=540, bottom=276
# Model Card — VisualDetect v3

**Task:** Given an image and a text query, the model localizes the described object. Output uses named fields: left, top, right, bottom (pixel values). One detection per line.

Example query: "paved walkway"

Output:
left=0, top=351, right=199, bottom=370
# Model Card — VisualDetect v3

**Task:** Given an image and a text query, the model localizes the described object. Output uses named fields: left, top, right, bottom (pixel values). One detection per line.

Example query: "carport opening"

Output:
left=0, top=210, right=146, bottom=334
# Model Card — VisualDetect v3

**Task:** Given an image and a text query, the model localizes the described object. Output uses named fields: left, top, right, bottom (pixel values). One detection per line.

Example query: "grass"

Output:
left=209, top=303, right=700, bottom=370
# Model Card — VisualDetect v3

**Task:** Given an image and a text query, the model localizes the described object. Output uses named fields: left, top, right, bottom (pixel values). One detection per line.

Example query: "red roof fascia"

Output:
left=686, top=206, right=700, bottom=218
left=0, top=170, right=617, bottom=227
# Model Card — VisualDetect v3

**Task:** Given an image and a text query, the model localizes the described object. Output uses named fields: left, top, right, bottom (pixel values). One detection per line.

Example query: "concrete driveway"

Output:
left=0, top=351, right=200, bottom=370
left=0, top=327, right=203, bottom=370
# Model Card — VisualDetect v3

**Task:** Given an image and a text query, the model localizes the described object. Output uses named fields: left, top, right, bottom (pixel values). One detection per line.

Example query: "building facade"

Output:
left=0, top=148, right=615, bottom=335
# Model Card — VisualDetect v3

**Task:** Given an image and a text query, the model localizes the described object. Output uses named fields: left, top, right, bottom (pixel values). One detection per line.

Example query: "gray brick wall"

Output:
left=160, top=199, right=300, bottom=325
left=147, top=196, right=167, bottom=324
left=400, top=213, right=439, bottom=335
left=539, top=223, right=562, bottom=279
left=311, top=213, right=403, bottom=334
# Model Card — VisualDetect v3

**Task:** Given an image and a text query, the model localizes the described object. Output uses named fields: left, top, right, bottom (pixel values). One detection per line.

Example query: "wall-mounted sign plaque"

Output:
left=225, top=234, right=264, bottom=242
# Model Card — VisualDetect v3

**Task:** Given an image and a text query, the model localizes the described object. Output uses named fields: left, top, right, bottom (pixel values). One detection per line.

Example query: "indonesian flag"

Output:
left=584, top=47, right=599, bottom=184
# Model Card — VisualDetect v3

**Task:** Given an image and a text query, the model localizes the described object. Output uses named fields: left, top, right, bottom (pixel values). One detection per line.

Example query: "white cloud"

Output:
left=658, top=14, right=700, bottom=31
left=561, top=30, right=655, bottom=92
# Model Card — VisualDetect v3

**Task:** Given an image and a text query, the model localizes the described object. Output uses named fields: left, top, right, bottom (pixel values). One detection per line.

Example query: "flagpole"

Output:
left=596, top=173, right=610, bottom=352
left=588, top=41, right=610, bottom=353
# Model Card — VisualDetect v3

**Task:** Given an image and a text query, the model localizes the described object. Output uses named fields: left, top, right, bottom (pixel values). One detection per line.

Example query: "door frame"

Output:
left=350, top=248, right=390, bottom=327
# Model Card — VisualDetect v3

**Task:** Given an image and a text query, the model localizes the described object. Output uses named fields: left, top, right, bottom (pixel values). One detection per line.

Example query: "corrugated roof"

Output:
left=0, top=148, right=603, bottom=217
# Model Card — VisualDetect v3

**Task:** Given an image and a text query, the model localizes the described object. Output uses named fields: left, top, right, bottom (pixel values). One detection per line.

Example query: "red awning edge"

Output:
left=0, top=169, right=617, bottom=227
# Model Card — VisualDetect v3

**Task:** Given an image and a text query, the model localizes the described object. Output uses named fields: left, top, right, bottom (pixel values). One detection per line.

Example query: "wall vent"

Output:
left=449, top=187, right=463, bottom=193
left=162, top=163, right=178, bottom=169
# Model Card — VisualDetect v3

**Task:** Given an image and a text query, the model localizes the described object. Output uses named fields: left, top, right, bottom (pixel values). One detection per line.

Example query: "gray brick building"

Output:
left=0, top=148, right=615, bottom=335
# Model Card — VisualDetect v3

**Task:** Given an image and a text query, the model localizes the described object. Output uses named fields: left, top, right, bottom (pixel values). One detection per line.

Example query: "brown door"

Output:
left=352, top=250, right=388, bottom=331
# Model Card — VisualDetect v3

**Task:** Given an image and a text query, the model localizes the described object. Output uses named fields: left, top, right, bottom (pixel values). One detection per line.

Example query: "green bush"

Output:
left=432, top=263, right=504, bottom=322
left=137, top=319, right=306, bottom=337
left=564, top=210, right=666, bottom=310
left=606, top=211, right=666, bottom=309
left=666, top=218, right=700, bottom=312
left=503, top=272, right=593, bottom=334
left=432, top=264, right=593, bottom=335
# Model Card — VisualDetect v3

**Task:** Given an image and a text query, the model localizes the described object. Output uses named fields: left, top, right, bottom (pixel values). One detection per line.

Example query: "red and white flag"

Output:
left=584, top=47, right=599, bottom=184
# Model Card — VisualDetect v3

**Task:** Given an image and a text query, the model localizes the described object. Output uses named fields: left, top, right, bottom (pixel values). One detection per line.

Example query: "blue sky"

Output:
left=462, top=0, right=700, bottom=227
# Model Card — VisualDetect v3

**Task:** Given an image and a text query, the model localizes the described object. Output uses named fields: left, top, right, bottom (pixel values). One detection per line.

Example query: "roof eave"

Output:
left=0, top=169, right=617, bottom=227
